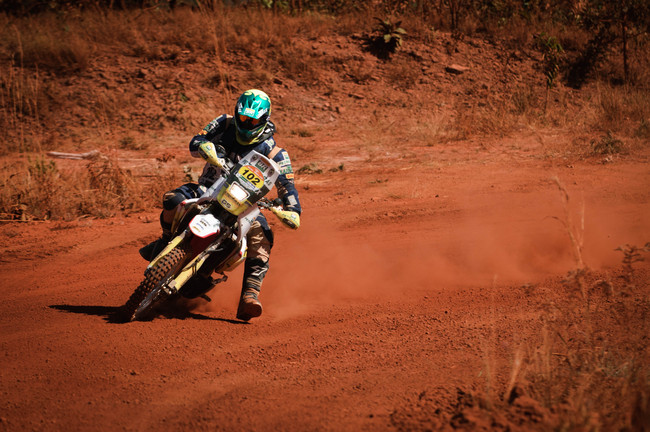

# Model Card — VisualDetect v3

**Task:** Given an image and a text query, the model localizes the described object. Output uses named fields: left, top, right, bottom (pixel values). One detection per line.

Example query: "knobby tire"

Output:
left=121, top=247, right=187, bottom=322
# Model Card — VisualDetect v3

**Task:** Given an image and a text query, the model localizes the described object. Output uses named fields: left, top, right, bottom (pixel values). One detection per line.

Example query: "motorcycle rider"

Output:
left=140, top=89, right=302, bottom=321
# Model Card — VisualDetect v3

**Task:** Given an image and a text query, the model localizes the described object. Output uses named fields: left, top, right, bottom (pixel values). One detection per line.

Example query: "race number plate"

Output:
left=238, top=165, right=264, bottom=189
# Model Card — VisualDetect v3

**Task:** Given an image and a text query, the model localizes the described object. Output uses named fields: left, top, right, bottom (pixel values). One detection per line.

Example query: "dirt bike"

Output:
left=121, top=148, right=286, bottom=322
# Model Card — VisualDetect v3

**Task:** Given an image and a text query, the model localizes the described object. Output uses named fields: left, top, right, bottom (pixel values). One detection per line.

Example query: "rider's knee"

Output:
left=162, top=190, right=184, bottom=211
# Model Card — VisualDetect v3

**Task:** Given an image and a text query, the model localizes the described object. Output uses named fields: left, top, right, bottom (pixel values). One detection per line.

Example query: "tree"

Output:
left=568, top=0, right=650, bottom=87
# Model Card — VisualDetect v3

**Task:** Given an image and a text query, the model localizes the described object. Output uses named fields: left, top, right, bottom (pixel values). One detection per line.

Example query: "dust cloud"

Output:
left=261, top=217, right=572, bottom=319
left=196, top=190, right=650, bottom=320
left=262, top=196, right=650, bottom=319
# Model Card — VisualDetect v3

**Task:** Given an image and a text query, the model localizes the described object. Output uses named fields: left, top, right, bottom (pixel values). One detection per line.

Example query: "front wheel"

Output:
left=121, top=247, right=187, bottom=322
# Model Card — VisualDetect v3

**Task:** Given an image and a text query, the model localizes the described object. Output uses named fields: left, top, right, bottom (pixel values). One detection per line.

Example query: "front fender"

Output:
left=189, top=213, right=221, bottom=238
left=188, top=214, right=222, bottom=254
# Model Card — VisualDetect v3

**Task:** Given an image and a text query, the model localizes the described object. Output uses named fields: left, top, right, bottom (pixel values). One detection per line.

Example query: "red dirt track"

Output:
left=1, top=138, right=649, bottom=431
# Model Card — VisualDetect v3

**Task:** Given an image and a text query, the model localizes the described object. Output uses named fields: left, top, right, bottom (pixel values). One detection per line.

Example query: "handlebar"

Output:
left=258, top=197, right=281, bottom=210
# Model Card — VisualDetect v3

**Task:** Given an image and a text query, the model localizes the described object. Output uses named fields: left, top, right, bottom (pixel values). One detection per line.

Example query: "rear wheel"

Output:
left=121, top=247, right=187, bottom=322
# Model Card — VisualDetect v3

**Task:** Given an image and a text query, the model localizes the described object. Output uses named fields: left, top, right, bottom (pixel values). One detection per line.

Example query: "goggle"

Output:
left=237, top=114, right=264, bottom=131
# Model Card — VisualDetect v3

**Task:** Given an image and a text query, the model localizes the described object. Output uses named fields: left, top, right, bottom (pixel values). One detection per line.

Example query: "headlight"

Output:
left=227, top=182, right=249, bottom=204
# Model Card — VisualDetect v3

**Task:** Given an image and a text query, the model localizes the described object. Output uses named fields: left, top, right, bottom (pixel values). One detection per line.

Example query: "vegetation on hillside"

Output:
left=0, top=0, right=648, bottom=221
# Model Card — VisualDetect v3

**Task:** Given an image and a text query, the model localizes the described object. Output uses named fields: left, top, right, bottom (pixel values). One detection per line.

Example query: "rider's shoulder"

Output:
left=264, top=139, right=292, bottom=165
left=199, top=114, right=231, bottom=136
left=254, top=137, right=276, bottom=156
left=216, top=114, right=233, bottom=127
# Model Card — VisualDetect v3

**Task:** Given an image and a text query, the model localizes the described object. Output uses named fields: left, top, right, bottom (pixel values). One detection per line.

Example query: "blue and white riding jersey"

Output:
left=189, top=114, right=302, bottom=214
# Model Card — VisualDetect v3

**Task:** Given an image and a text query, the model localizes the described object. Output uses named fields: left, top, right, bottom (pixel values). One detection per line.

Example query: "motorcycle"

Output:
left=121, top=148, right=288, bottom=322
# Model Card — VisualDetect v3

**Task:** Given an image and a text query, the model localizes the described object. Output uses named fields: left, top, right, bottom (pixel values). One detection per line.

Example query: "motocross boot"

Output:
left=138, top=235, right=170, bottom=261
left=236, top=287, right=262, bottom=321
left=236, top=258, right=268, bottom=321
left=139, top=219, right=172, bottom=261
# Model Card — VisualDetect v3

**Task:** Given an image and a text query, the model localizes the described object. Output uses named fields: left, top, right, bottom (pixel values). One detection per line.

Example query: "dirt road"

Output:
left=1, top=138, right=649, bottom=431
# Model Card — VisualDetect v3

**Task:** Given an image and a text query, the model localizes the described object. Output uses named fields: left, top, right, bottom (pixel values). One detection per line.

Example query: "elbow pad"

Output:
left=197, top=141, right=226, bottom=169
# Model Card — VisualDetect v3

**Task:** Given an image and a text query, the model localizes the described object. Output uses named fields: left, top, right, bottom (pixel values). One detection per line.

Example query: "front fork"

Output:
left=147, top=228, right=230, bottom=297
left=147, top=232, right=187, bottom=270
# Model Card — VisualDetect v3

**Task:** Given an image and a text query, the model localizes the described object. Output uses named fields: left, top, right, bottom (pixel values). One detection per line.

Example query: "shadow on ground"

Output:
left=49, top=304, right=245, bottom=325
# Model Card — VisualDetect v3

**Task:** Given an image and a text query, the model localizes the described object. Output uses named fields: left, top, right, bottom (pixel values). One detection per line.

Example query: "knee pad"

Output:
left=162, top=183, right=203, bottom=211
left=162, top=191, right=185, bottom=211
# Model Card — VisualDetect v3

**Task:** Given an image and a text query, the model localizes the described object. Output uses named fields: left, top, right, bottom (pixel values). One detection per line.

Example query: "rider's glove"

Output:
left=197, top=141, right=226, bottom=169
left=271, top=207, right=301, bottom=230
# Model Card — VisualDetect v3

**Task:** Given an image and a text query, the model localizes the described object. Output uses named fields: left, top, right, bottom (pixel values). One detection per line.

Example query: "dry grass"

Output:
left=0, top=66, right=42, bottom=152
left=2, top=19, right=91, bottom=73
left=466, top=183, right=650, bottom=430
left=506, top=184, right=649, bottom=430
left=0, top=154, right=181, bottom=221
left=520, top=269, right=650, bottom=431
left=593, top=83, right=650, bottom=134
left=0, top=6, right=648, bottom=219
